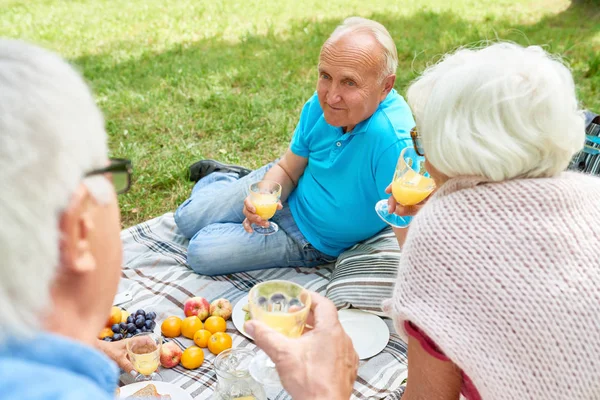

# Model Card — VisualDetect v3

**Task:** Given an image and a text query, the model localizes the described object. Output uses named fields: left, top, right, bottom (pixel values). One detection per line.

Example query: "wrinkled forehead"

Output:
left=318, top=32, right=384, bottom=80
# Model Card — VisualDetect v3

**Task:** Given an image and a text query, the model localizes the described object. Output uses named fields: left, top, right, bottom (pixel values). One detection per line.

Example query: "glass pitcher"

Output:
left=213, top=348, right=267, bottom=400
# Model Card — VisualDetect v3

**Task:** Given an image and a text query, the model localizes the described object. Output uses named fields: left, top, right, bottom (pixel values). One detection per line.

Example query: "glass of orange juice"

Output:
left=249, top=180, right=282, bottom=235
left=247, top=280, right=311, bottom=387
left=375, top=147, right=435, bottom=228
left=126, top=332, right=163, bottom=382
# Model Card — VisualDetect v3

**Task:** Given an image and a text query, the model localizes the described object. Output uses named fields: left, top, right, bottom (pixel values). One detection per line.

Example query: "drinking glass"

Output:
left=247, top=280, right=311, bottom=386
left=213, top=348, right=267, bottom=400
left=126, top=332, right=163, bottom=382
left=249, top=181, right=282, bottom=235
left=375, top=147, right=435, bottom=228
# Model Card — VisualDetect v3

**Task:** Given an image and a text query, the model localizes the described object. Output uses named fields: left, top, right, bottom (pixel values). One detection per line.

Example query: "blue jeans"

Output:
left=174, top=162, right=337, bottom=275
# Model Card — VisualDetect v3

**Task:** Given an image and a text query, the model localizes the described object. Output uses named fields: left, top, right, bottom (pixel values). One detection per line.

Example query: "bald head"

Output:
left=320, top=31, right=385, bottom=79
left=323, top=17, right=398, bottom=79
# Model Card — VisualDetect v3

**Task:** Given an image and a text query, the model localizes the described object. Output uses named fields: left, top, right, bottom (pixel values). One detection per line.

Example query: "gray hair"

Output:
left=0, top=40, right=110, bottom=342
left=407, top=42, right=585, bottom=181
left=328, top=17, right=399, bottom=79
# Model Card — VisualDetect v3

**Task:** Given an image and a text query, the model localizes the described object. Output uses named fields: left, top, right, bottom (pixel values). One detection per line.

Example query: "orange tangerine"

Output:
left=181, top=316, right=204, bottom=339
left=204, top=316, right=227, bottom=334
left=193, top=329, right=212, bottom=348
left=98, top=327, right=114, bottom=339
left=161, top=316, right=182, bottom=338
left=208, top=332, right=232, bottom=355
left=181, top=346, right=204, bottom=369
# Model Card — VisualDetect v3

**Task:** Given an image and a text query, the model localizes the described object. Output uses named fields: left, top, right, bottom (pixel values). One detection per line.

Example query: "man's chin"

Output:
left=323, top=114, right=346, bottom=128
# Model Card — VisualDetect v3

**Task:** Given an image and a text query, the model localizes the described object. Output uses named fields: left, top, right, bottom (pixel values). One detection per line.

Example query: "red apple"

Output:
left=160, top=342, right=183, bottom=368
left=184, top=297, right=210, bottom=320
left=210, top=298, right=233, bottom=320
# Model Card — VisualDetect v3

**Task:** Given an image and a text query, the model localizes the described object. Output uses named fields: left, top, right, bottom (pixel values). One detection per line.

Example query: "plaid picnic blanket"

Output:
left=118, top=212, right=407, bottom=399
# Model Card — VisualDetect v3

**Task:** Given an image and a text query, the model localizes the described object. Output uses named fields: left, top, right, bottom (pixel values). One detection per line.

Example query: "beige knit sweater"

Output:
left=385, top=172, right=600, bottom=399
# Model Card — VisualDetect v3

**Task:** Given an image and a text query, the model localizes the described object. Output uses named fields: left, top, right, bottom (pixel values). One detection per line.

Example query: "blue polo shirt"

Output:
left=288, top=90, right=415, bottom=256
left=0, top=332, right=119, bottom=399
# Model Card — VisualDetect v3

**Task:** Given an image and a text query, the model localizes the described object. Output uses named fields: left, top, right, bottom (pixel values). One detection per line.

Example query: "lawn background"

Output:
left=2, top=0, right=599, bottom=227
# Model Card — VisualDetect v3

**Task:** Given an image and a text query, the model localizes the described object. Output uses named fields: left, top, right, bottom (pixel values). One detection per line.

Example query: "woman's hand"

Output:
left=385, top=184, right=431, bottom=216
left=96, top=338, right=134, bottom=374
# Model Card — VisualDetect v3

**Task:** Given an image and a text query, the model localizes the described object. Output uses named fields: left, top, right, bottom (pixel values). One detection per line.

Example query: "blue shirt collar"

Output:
left=0, top=332, right=119, bottom=395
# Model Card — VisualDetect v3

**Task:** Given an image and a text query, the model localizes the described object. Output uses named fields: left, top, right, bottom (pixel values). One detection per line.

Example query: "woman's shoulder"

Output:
left=429, top=172, right=600, bottom=209
left=406, top=172, right=600, bottom=254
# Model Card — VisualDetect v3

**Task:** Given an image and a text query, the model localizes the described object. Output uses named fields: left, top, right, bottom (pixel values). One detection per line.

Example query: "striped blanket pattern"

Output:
left=118, top=212, right=407, bottom=399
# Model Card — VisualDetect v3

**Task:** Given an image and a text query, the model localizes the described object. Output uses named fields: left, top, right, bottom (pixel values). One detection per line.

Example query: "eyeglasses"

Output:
left=85, top=158, right=133, bottom=194
left=410, top=127, right=425, bottom=156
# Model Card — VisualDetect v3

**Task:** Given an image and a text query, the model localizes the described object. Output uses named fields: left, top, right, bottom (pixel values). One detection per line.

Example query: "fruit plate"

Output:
left=118, top=381, right=192, bottom=400
left=232, top=294, right=252, bottom=340
left=338, top=309, right=389, bottom=360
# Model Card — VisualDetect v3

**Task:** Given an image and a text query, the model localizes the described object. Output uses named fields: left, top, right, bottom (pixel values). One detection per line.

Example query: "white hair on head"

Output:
left=328, top=16, right=399, bottom=79
left=0, top=39, right=111, bottom=342
left=407, top=42, right=585, bottom=181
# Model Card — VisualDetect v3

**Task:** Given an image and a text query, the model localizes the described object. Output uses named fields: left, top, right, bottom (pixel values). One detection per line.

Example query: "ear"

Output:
left=380, top=74, right=396, bottom=100
left=58, top=184, right=97, bottom=274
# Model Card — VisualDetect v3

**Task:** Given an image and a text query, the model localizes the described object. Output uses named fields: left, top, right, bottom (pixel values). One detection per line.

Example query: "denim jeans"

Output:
left=174, top=162, right=337, bottom=275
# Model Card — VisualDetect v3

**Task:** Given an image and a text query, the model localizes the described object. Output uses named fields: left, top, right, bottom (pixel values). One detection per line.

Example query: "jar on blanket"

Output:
left=212, top=348, right=266, bottom=400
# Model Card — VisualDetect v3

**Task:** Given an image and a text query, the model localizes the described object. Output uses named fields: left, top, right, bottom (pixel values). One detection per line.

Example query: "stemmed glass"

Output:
left=126, top=332, right=163, bottom=382
left=249, top=180, right=282, bottom=235
left=247, top=280, right=311, bottom=387
left=375, top=146, right=435, bottom=228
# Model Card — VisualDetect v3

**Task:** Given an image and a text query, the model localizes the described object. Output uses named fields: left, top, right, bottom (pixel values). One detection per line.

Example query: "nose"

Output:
left=326, top=82, right=342, bottom=104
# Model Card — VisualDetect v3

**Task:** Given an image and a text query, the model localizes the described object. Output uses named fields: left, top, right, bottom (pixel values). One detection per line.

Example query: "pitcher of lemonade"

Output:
left=375, top=146, right=435, bottom=228
left=213, top=348, right=266, bottom=400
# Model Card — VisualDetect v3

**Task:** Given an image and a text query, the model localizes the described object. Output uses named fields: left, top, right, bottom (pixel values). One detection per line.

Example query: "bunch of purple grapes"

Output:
left=103, top=309, right=157, bottom=342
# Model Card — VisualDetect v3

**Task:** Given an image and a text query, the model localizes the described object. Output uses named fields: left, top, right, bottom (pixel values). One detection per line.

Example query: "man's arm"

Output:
left=263, top=148, right=308, bottom=202
left=402, top=335, right=462, bottom=400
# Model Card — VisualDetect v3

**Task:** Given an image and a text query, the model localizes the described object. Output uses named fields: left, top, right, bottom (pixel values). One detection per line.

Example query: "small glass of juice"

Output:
left=126, top=332, right=162, bottom=382
left=248, top=180, right=282, bottom=235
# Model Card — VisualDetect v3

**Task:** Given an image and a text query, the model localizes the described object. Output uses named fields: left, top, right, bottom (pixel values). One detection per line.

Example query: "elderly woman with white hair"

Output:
left=383, top=42, right=600, bottom=399
left=249, top=42, right=600, bottom=399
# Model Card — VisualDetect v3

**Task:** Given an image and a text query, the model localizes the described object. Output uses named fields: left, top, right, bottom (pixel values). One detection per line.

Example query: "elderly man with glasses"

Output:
left=0, top=39, right=134, bottom=397
left=175, top=17, right=416, bottom=275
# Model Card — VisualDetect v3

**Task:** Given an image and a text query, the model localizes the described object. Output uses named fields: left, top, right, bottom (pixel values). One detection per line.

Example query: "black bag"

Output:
left=569, top=111, right=600, bottom=175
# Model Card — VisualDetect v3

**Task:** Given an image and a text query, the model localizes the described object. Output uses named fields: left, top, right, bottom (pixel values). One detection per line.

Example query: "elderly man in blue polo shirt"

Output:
left=175, top=17, right=415, bottom=275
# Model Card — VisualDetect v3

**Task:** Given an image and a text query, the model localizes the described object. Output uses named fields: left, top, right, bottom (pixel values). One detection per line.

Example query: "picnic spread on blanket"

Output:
left=111, top=213, right=408, bottom=399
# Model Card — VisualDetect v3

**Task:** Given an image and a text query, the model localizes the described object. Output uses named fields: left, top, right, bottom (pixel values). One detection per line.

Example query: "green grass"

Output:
left=1, top=0, right=599, bottom=227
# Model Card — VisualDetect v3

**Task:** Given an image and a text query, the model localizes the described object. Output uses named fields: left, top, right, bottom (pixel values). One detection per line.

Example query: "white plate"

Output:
left=119, top=381, right=192, bottom=400
left=232, top=294, right=252, bottom=340
left=338, top=309, right=389, bottom=360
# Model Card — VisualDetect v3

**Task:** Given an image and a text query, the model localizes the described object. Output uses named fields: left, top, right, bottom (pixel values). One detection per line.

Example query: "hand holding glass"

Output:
left=375, top=147, right=435, bottom=228
left=247, top=280, right=311, bottom=386
left=249, top=180, right=282, bottom=235
left=126, top=332, right=163, bottom=382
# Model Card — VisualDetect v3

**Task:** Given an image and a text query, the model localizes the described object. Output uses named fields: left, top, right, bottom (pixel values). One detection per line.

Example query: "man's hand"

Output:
left=242, top=197, right=283, bottom=233
left=245, top=292, right=358, bottom=400
left=95, top=338, right=134, bottom=374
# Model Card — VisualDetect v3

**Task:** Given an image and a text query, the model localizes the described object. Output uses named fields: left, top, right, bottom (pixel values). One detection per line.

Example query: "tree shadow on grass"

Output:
left=71, top=6, right=599, bottom=225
